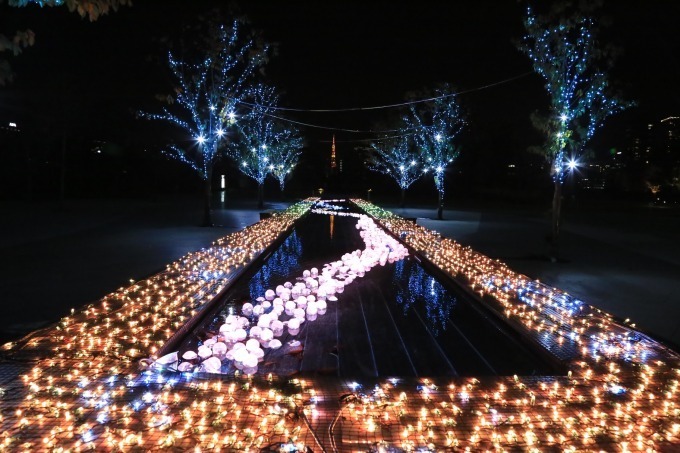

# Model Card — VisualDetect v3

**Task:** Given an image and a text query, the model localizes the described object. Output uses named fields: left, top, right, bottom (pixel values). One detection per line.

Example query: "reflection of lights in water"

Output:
left=248, top=231, right=303, bottom=300
left=393, top=259, right=455, bottom=336
left=329, top=214, right=334, bottom=239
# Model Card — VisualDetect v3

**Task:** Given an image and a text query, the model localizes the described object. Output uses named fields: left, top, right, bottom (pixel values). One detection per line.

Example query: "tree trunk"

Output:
left=202, top=175, right=213, bottom=227
left=437, top=189, right=444, bottom=220
left=550, top=179, right=563, bottom=258
left=257, top=183, right=264, bottom=210
left=400, top=187, right=406, bottom=208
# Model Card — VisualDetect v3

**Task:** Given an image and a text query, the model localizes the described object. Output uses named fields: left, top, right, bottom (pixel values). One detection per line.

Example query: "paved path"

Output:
left=0, top=197, right=287, bottom=343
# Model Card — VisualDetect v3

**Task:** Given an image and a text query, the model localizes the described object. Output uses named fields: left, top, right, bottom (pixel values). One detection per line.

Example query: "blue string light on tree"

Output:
left=403, top=85, right=466, bottom=220
left=367, top=135, right=422, bottom=208
left=139, top=20, right=269, bottom=225
left=519, top=5, right=632, bottom=246
left=228, top=84, right=303, bottom=207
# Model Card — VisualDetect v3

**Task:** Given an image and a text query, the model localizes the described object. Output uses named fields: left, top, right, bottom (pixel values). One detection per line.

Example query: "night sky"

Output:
left=2, top=0, right=679, bottom=198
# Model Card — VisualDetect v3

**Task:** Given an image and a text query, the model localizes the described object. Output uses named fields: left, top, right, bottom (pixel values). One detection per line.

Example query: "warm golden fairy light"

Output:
left=0, top=198, right=677, bottom=451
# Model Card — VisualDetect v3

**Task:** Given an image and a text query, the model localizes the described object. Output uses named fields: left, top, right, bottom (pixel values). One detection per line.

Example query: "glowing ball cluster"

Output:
left=164, top=204, right=409, bottom=375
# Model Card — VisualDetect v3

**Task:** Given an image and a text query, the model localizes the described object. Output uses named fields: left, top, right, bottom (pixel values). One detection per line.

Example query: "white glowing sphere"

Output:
left=155, top=351, right=178, bottom=366
left=243, top=366, right=257, bottom=375
left=242, top=303, right=253, bottom=315
left=212, top=342, right=227, bottom=357
left=178, top=362, right=194, bottom=372
left=260, top=328, right=273, bottom=342
left=233, top=347, right=248, bottom=361
left=202, top=357, right=222, bottom=373
left=257, top=314, right=271, bottom=328
left=296, top=296, right=307, bottom=308
left=252, top=347, right=265, bottom=360
left=246, top=339, right=261, bottom=352
left=182, top=350, right=198, bottom=361
left=265, top=289, right=275, bottom=300
left=271, top=320, right=284, bottom=335
left=234, top=328, right=247, bottom=342
left=269, top=339, right=282, bottom=349
left=288, top=318, right=300, bottom=330
left=250, top=326, right=262, bottom=338
left=197, top=345, right=212, bottom=360
left=243, top=353, right=258, bottom=369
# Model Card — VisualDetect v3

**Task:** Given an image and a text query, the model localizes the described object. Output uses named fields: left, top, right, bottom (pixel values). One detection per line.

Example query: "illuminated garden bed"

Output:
left=0, top=199, right=678, bottom=452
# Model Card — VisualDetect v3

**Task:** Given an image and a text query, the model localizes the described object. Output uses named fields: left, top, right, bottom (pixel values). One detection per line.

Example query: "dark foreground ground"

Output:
left=1, top=194, right=678, bottom=351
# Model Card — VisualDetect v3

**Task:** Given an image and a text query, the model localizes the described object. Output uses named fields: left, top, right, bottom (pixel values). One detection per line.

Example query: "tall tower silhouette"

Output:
left=330, top=134, right=337, bottom=170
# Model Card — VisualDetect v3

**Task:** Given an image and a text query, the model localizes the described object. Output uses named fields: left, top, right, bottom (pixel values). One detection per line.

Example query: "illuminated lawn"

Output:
left=0, top=199, right=678, bottom=452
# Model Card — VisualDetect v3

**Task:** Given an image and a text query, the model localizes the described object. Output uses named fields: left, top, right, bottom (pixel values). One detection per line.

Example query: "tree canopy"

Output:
left=0, top=0, right=130, bottom=84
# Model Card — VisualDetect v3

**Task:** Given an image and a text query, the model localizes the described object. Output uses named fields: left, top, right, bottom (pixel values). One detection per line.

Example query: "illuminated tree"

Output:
left=229, top=84, right=302, bottom=208
left=271, top=142, right=301, bottom=194
left=367, top=135, right=421, bottom=208
left=404, top=85, right=466, bottom=219
left=520, top=5, right=632, bottom=251
left=141, top=20, right=269, bottom=226
left=1, top=0, right=130, bottom=85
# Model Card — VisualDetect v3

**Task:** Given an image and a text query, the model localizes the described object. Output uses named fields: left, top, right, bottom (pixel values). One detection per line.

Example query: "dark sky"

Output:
left=2, top=0, right=680, bottom=158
